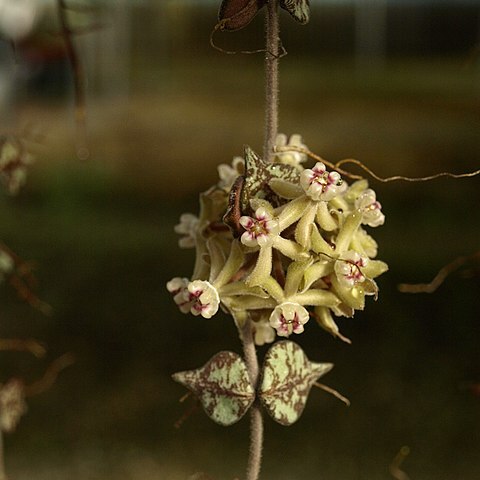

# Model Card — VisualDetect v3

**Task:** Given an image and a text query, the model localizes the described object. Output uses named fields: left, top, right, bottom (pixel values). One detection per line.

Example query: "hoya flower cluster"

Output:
left=168, top=134, right=387, bottom=345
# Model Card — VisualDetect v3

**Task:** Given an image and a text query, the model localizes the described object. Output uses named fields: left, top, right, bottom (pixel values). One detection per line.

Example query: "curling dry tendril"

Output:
left=275, top=145, right=480, bottom=183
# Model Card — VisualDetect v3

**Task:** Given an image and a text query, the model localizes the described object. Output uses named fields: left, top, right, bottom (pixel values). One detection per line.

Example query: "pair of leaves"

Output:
left=218, top=0, right=310, bottom=31
left=172, top=340, right=332, bottom=426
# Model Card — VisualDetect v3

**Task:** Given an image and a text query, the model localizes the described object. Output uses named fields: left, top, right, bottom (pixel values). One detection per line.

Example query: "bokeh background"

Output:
left=1, top=0, right=479, bottom=479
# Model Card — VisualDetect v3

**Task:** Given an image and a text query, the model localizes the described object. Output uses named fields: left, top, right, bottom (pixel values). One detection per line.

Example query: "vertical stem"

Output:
left=240, top=316, right=263, bottom=480
left=241, top=4, right=281, bottom=478
left=0, top=429, right=6, bottom=480
left=57, top=0, right=89, bottom=160
left=241, top=317, right=260, bottom=385
left=263, top=0, right=280, bottom=161
left=247, top=405, right=264, bottom=480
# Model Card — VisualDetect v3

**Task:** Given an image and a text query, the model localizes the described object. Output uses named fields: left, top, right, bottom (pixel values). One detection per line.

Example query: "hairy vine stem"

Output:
left=0, top=429, right=5, bottom=480
left=241, top=317, right=263, bottom=480
left=263, top=0, right=280, bottom=161
left=242, top=2, right=281, bottom=478
left=57, top=0, right=89, bottom=160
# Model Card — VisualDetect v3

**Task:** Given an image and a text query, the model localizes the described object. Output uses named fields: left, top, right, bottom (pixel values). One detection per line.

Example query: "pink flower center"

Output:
left=344, top=259, right=366, bottom=283
left=365, top=200, right=381, bottom=212
left=310, top=168, right=340, bottom=191
left=188, top=288, right=208, bottom=312
left=279, top=313, right=301, bottom=334
left=249, top=217, right=269, bottom=238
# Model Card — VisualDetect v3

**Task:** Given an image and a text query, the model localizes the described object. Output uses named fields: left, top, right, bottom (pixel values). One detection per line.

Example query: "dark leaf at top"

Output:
left=218, top=0, right=267, bottom=31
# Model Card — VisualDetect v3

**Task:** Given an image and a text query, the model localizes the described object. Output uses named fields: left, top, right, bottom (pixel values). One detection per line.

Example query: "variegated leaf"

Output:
left=223, top=147, right=300, bottom=235
left=241, top=146, right=300, bottom=212
left=218, top=0, right=267, bottom=31
left=280, top=0, right=310, bottom=25
left=259, top=340, right=333, bottom=425
left=172, top=351, right=255, bottom=426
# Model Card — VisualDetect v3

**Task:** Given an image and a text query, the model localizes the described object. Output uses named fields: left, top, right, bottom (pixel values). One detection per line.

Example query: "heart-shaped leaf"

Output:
left=280, top=0, right=310, bottom=25
left=172, top=351, right=255, bottom=426
left=258, top=340, right=333, bottom=425
left=223, top=147, right=300, bottom=235
left=218, top=0, right=267, bottom=31
left=241, top=146, right=300, bottom=212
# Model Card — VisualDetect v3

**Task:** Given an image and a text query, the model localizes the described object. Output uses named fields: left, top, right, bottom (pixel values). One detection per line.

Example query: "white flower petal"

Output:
left=174, top=213, right=199, bottom=249
left=355, top=189, right=385, bottom=227
left=239, top=209, right=279, bottom=247
left=300, top=163, right=346, bottom=201
left=334, top=251, right=368, bottom=288
left=274, top=133, right=308, bottom=167
left=254, top=321, right=276, bottom=346
left=187, top=280, right=220, bottom=319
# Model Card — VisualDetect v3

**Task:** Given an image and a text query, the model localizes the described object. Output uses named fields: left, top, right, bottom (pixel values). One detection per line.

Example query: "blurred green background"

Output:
left=0, top=1, right=479, bottom=479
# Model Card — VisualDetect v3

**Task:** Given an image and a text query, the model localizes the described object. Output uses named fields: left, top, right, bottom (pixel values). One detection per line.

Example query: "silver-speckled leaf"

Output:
left=172, top=351, right=255, bottom=426
left=280, top=0, right=310, bottom=25
left=223, top=147, right=300, bottom=235
left=259, top=340, right=333, bottom=426
left=241, top=146, right=300, bottom=212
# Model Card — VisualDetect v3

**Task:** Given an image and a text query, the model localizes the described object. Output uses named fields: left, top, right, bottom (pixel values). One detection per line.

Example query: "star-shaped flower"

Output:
left=239, top=207, right=280, bottom=247
left=355, top=189, right=385, bottom=227
left=167, top=277, right=195, bottom=314
left=334, top=250, right=368, bottom=288
left=174, top=213, right=199, bottom=249
left=269, top=302, right=309, bottom=337
left=300, top=162, right=346, bottom=201
left=274, top=133, right=308, bottom=168
left=217, top=156, right=245, bottom=190
left=187, top=280, right=220, bottom=319
left=253, top=319, right=276, bottom=346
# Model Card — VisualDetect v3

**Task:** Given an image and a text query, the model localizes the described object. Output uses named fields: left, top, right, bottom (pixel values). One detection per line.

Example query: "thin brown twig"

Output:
left=275, top=146, right=363, bottom=179
left=57, top=0, right=89, bottom=160
left=398, top=251, right=480, bottom=294
left=179, top=392, right=191, bottom=403
left=0, top=242, right=52, bottom=315
left=210, top=22, right=287, bottom=58
left=8, top=275, right=52, bottom=315
left=24, top=353, right=75, bottom=397
left=275, top=146, right=480, bottom=183
left=174, top=395, right=200, bottom=430
left=210, top=21, right=267, bottom=55
left=314, top=382, right=350, bottom=406
left=335, top=158, right=480, bottom=183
